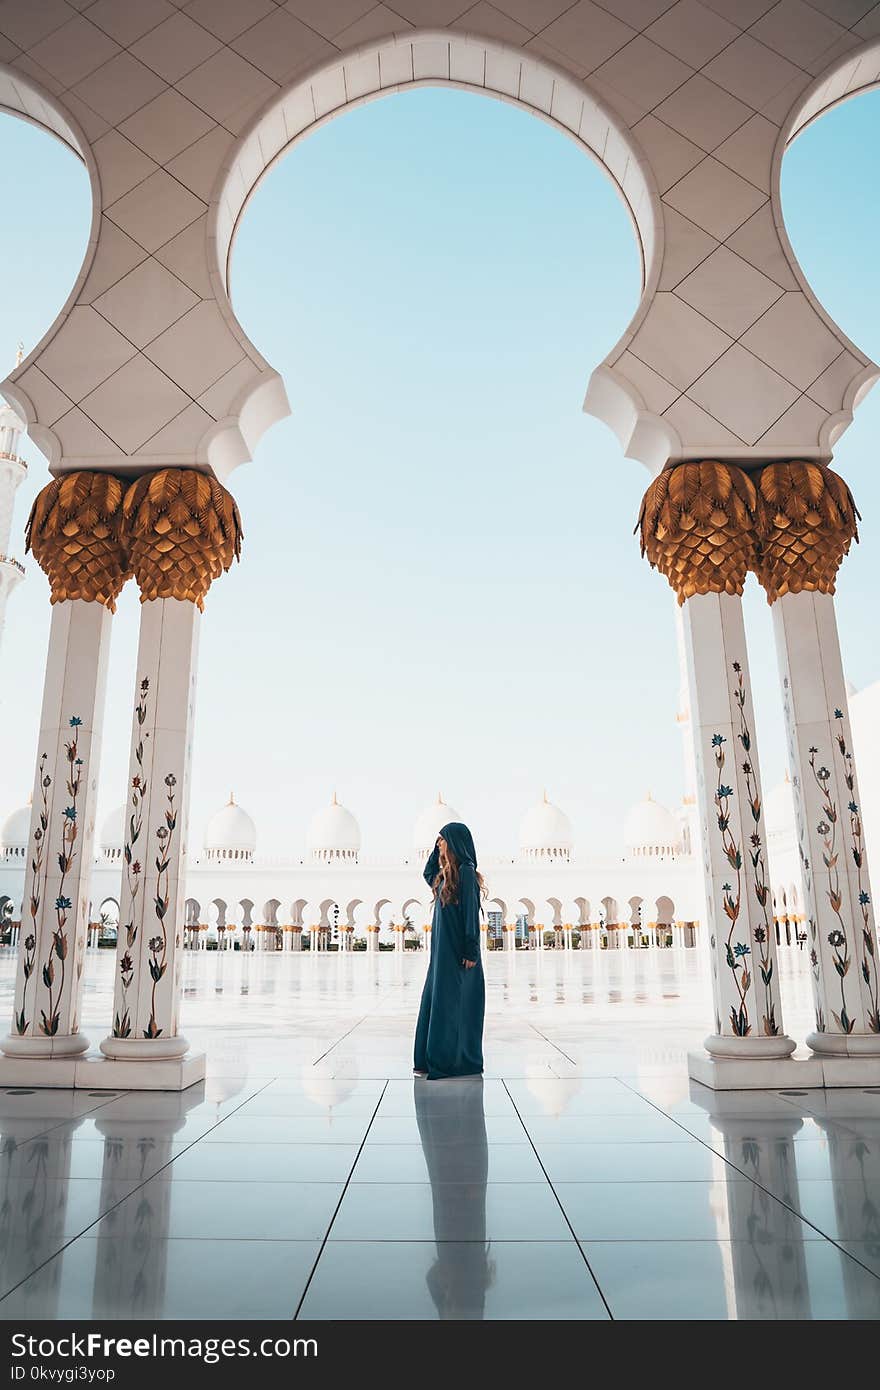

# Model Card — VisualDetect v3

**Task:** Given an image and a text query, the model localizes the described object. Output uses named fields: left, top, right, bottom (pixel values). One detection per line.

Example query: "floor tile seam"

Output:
left=527, top=1022, right=577, bottom=1065
left=310, top=984, right=407, bottom=1065
left=0, top=1076, right=280, bottom=1306
left=292, top=1079, right=390, bottom=1320
left=613, top=1077, right=880, bottom=1283
left=501, top=1079, right=614, bottom=1321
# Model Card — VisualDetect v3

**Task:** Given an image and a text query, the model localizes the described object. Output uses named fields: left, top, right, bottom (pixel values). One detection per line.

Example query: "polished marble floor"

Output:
left=1, top=947, right=879, bottom=1320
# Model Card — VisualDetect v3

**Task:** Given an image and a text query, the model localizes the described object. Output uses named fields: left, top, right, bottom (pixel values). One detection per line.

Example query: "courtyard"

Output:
left=1, top=947, right=878, bottom=1321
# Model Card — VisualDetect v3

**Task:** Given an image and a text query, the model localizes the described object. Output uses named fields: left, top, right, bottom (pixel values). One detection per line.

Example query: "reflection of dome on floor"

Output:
left=524, top=1077, right=582, bottom=1117
left=414, top=793, right=461, bottom=857
left=307, top=793, right=360, bottom=863
left=300, top=1071, right=359, bottom=1110
left=519, top=792, right=572, bottom=863
left=204, top=794, right=256, bottom=863
left=624, top=793, right=681, bottom=859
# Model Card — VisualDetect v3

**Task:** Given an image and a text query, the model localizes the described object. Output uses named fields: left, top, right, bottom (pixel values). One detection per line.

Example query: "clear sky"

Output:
left=0, top=87, right=878, bottom=859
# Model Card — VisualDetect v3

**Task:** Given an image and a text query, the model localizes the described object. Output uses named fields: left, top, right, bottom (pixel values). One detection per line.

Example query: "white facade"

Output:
left=0, top=784, right=702, bottom=951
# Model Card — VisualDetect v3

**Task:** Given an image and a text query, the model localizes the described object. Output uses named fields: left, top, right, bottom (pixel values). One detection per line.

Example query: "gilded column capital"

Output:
left=25, top=471, right=130, bottom=611
left=754, top=461, right=859, bottom=604
left=123, top=468, right=242, bottom=611
left=637, top=461, right=759, bottom=604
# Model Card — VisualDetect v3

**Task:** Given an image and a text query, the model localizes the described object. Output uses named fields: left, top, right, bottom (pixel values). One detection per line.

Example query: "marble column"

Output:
left=773, top=592, right=879, bottom=1061
left=2, top=602, right=111, bottom=1062
left=756, top=462, right=879, bottom=1070
left=2, top=472, right=128, bottom=1074
left=99, top=468, right=240, bottom=1085
left=638, top=462, right=798, bottom=1087
left=682, top=592, right=796, bottom=1073
left=101, top=597, right=199, bottom=1061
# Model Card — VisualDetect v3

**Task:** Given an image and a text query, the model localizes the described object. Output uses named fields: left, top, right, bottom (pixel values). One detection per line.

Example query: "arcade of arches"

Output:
left=1, top=0, right=880, bottom=1096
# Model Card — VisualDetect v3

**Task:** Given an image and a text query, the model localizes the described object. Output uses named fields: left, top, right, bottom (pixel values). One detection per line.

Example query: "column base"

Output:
left=806, top=1031, right=880, bottom=1057
left=703, top=1033, right=797, bottom=1060
left=688, top=1050, right=823, bottom=1091
left=1, top=1031, right=90, bottom=1058
left=0, top=1048, right=205, bottom=1091
left=99, top=1035, right=190, bottom=1061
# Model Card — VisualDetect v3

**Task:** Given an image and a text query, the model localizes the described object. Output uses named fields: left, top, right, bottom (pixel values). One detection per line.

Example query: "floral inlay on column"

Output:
left=732, top=664, right=778, bottom=1038
left=808, top=742, right=854, bottom=1034
left=114, top=680, right=149, bottom=1041
left=14, top=719, right=83, bottom=1038
left=712, top=731, right=750, bottom=1037
left=14, top=754, right=49, bottom=1036
left=834, top=709, right=879, bottom=1033
left=709, top=658, right=780, bottom=1038
left=146, top=774, right=177, bottom=1039
left=40, top=717, right=82, bottom=1038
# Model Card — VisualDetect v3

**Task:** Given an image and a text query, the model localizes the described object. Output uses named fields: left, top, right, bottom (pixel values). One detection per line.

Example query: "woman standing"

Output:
left=414, top=822, right=486, bottom=1080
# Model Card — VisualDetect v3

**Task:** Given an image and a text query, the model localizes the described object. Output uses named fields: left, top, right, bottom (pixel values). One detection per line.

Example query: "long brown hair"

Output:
left=433, top=841, right=487, bottom=908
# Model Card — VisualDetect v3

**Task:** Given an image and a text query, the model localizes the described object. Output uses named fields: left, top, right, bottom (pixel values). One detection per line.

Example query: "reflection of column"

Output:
left=90, top=1090, right=205, bottom=1317
left=688, top=1086, right=812, bottom=1319
left=101, top=471, right=240, bottom=1081
left=414, top=1079, right=491, bottom=1318
left=806, top=1105, right=880, bottom=1318
left=639, top=463, right=797, bottom=1085
left=3, top=474, right=127, bottom=1068
left=0, top=1110, right=84, bottom=1312
left=755, top=464, right=880, bottom=1065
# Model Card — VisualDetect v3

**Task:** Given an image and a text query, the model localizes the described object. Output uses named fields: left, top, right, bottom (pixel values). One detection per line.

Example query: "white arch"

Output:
left=205, top=30, right=661, bottom=481
left=769, top=39, right=880, bottom=454
left=0, top=64, right=102, bottom=465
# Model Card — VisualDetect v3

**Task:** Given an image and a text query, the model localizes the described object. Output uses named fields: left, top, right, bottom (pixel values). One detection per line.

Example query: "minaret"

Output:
left=0, top=346, right=27, bottom=651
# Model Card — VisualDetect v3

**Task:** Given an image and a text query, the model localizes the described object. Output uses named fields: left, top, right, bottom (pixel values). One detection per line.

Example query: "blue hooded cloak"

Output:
left=413, top=821, right=485, bottom=1080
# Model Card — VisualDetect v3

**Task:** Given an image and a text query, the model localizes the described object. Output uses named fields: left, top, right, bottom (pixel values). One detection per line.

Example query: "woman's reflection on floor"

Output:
left=414, top=1078, right=494, bottom=1319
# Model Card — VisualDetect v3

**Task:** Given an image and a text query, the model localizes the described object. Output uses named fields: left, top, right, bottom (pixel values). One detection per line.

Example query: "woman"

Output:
left=414, top=822, right=486, bottom=1080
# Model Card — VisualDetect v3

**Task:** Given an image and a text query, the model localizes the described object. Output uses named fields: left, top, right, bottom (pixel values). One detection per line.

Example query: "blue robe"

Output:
left=413, top=821, right=485, bottom=1080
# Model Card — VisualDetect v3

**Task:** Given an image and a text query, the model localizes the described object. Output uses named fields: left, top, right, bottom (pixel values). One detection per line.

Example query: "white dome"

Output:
left=307, top=794, right=360, bottom=862
left=1, top=802, right=30, bottom=851
left=765, top=775, right=796, bottom=839
left=100, top=805, right=126, bottom=849
left=204, top=795, right=256, bottom=862
left=519, top=793, right=573, bottom=862
left=413, top=793, right=461, bottom=853
left=624, top=793, right=681, bottom=858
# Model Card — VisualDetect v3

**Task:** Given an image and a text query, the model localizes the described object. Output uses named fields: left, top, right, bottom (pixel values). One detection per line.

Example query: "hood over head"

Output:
left=439, top=821, right=477, bottom=870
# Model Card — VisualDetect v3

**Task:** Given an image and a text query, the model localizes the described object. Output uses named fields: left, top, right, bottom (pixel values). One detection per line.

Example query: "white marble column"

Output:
left=2, top=600, right=112, bottom=1064
left=773, top=591, right=880, bottom=1062
left=100, top=598, right=202, bottom=1072
left=682, top=592, right=798, bottom=1084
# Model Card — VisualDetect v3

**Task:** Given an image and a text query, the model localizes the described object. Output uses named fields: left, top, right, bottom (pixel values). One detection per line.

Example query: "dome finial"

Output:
left=543, top=788, right=548, bottom=804
left=436, top=791, right=443, bottom=805
left=332, top=789, right=338, bottom=806
left=227, top=790, right=234, bottom=806
left=15, top=342, right=23, bottom=368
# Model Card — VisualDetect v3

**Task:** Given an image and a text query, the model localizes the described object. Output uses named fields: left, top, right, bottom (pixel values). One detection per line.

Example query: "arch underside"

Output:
left=0, top=21, right=877, bottom=479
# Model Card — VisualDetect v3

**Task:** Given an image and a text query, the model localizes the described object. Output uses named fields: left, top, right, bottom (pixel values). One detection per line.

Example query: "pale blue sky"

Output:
left=0, top=88, right=878, bottom=857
